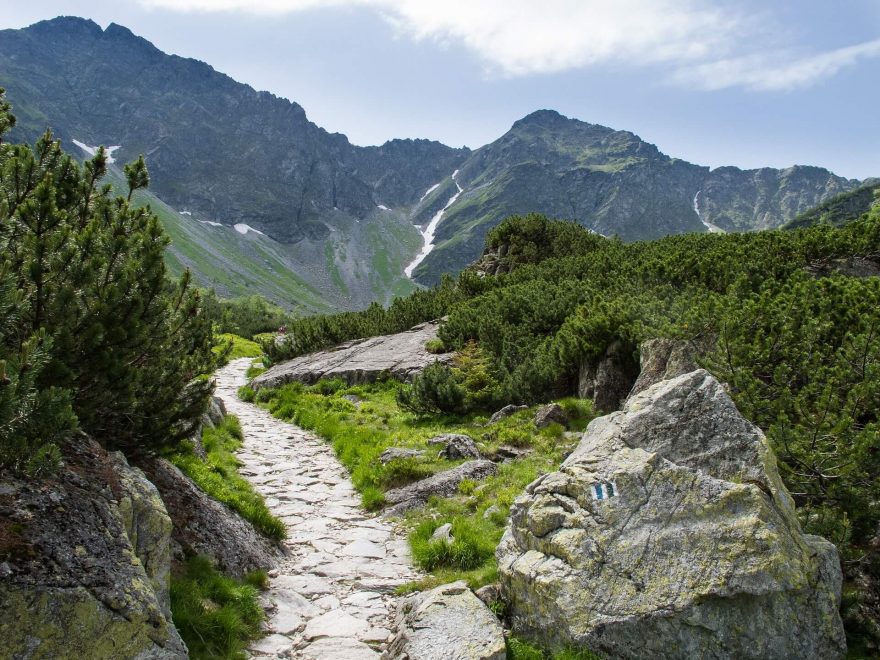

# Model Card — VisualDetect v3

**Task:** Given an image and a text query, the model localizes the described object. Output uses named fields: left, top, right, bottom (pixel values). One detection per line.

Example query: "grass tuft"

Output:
left=169, top=415, right=286, bottom=541
left=410, top=516, right=497, bottom=571
left=213, top=333, right=263, bottom=361
left=170, top=555, right=267, bottom=660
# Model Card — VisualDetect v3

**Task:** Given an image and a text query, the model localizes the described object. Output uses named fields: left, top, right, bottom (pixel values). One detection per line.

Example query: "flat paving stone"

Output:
left=213, top=359, right=422, bottom=658
left=300, top=637, right=379, bottom=660
left=303, top=609, right=370, bottom=640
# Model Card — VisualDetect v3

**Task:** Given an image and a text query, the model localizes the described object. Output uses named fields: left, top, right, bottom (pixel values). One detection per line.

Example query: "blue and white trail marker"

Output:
left=591, top=481, right=618, bottom=501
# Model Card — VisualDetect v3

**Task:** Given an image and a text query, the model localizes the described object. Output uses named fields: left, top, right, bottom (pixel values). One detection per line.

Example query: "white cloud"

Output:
left=137, top=0, right=879, bottom=89
left=671, top=38, right=880, bottom=91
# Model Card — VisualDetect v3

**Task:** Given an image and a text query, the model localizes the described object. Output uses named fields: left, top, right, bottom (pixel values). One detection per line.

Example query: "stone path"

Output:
left=214, top=358, right=420, bottom=659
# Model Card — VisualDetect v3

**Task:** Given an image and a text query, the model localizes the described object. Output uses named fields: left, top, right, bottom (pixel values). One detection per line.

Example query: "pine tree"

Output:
left=0, top=88, right=218, bottom=467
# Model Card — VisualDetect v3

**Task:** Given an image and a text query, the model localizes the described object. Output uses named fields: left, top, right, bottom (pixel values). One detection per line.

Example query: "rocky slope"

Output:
left=786, top=180, right=880, bottom=229
left=0, top=17, right=466, bottom=309
left=414, top=110, right=859, bottom=283
left=0, top=17, right=862, bottom=298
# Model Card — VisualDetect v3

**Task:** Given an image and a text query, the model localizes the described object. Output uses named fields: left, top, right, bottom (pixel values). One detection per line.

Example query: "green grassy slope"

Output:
left=786, top=181, right=880, bottom=229
left=100, top=163, right=421, bottom=313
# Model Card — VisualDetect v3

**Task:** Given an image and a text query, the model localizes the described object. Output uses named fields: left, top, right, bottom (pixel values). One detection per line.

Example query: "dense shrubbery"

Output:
left=202, top=292, right=293, bottom=339
left=397, top=341, right=503, bottom=415
left=0, top=91, right=216, bottom=470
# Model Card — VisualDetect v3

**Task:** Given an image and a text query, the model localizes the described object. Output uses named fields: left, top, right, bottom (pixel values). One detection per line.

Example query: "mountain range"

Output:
left=0, top=17, right=865, bottom=305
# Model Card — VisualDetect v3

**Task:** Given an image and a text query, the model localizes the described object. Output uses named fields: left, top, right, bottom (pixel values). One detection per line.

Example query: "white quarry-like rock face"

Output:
left=497, top=369, right=847, bottom=660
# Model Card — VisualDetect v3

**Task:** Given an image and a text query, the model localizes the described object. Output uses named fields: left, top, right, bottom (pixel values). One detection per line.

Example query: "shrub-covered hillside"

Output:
left=266, top=210, right=880, bottom=652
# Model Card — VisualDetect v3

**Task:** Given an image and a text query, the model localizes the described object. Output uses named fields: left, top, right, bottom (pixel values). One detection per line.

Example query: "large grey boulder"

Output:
left=384, top=460, right=497, bottom=516
left=497, top=369, right=846, bottom=659
left=252, top=321, right=453, bottom=389
left=383, top=581, right=506, bottom=660
left=0, top=435, right=186, bottom=659
left=140, top=457, right=279, bottom=578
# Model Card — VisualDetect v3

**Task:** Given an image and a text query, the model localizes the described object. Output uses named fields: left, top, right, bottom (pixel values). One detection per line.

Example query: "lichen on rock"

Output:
left=0, top=435, right=186, bottom=659
left=497, top=369, right=847, bottom=659
left=383, top=580, right=506, bottom=660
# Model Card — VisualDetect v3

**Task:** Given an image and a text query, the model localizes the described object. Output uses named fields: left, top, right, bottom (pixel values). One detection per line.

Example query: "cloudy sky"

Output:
left=2, top=0, right=878, bottom=179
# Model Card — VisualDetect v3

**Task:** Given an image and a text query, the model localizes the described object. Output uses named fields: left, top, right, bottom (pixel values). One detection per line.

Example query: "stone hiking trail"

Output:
left=215, top=358, right=421, bottom=659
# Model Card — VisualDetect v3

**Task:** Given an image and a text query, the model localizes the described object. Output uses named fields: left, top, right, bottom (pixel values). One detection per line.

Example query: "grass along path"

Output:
left=214, top=358, right=420, bottom=660
left=242, top=374, right=594, bottom=592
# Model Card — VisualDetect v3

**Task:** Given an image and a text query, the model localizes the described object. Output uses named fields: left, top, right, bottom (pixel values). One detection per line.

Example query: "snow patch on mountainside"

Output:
left=234, top=223, right=265, bottom=236
left=200, top=220, right=223, bottom=227
left=405, top=170, right=463, bottom=278
left=72, top=140, right=120, bottom=163
left=377, top=204, right=390, bottom=211
left=419, top=182, right=442, bottom=203
left=693, top=190, right=725, bottom=233
left=179, top=210, right=192, bottom=216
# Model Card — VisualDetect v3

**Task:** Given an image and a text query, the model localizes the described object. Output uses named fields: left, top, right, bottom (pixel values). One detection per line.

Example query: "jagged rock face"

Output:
left=415, top=111, right=858, bottom=285
left=497, top=370, right=846, bottom=659
left=577, top=339, right=639, bottom=412
left=383, top=581, right=506, bottom=660
left=0, top=21, right=859, bottom=296
left=627, top=336, right=713, bottom=401
left=140, top=457, right=279, bottom=578
left=252, top=322, right=453, bottom=389
left=0, top=435, right=185, bottom=659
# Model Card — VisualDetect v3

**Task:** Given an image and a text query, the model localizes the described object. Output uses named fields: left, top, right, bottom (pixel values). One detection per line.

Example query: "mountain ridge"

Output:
left=0, top=16, right=864, bottom=297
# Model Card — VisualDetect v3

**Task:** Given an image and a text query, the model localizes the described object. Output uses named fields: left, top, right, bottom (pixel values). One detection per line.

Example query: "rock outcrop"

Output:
left=627, top=336, right=712, bottom=400
left=201, top=395, right=227, bottom=429
left=534, top=403, right=568, bottom=429
left=383, top=581, right=506, bottom=660
left=109, top=452, right=176, bottom=620
left=252, top=322, right=453, bottom=389
left=487, top=404, right=528, bottom=425
left=384, top=460, right=498, bottom=516
left=497, top=370, right=846, bottom=659
left=140, top=457, right=279, bottom=578
left=577, top=339, right=639, bottom=412
left=428, top=433, right=481, bottom=460
left=0, top=435, right=186, bottom=659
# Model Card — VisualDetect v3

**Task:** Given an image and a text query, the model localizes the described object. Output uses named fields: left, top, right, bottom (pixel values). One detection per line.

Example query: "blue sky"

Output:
left=2, top=0, right=878, bottom=179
